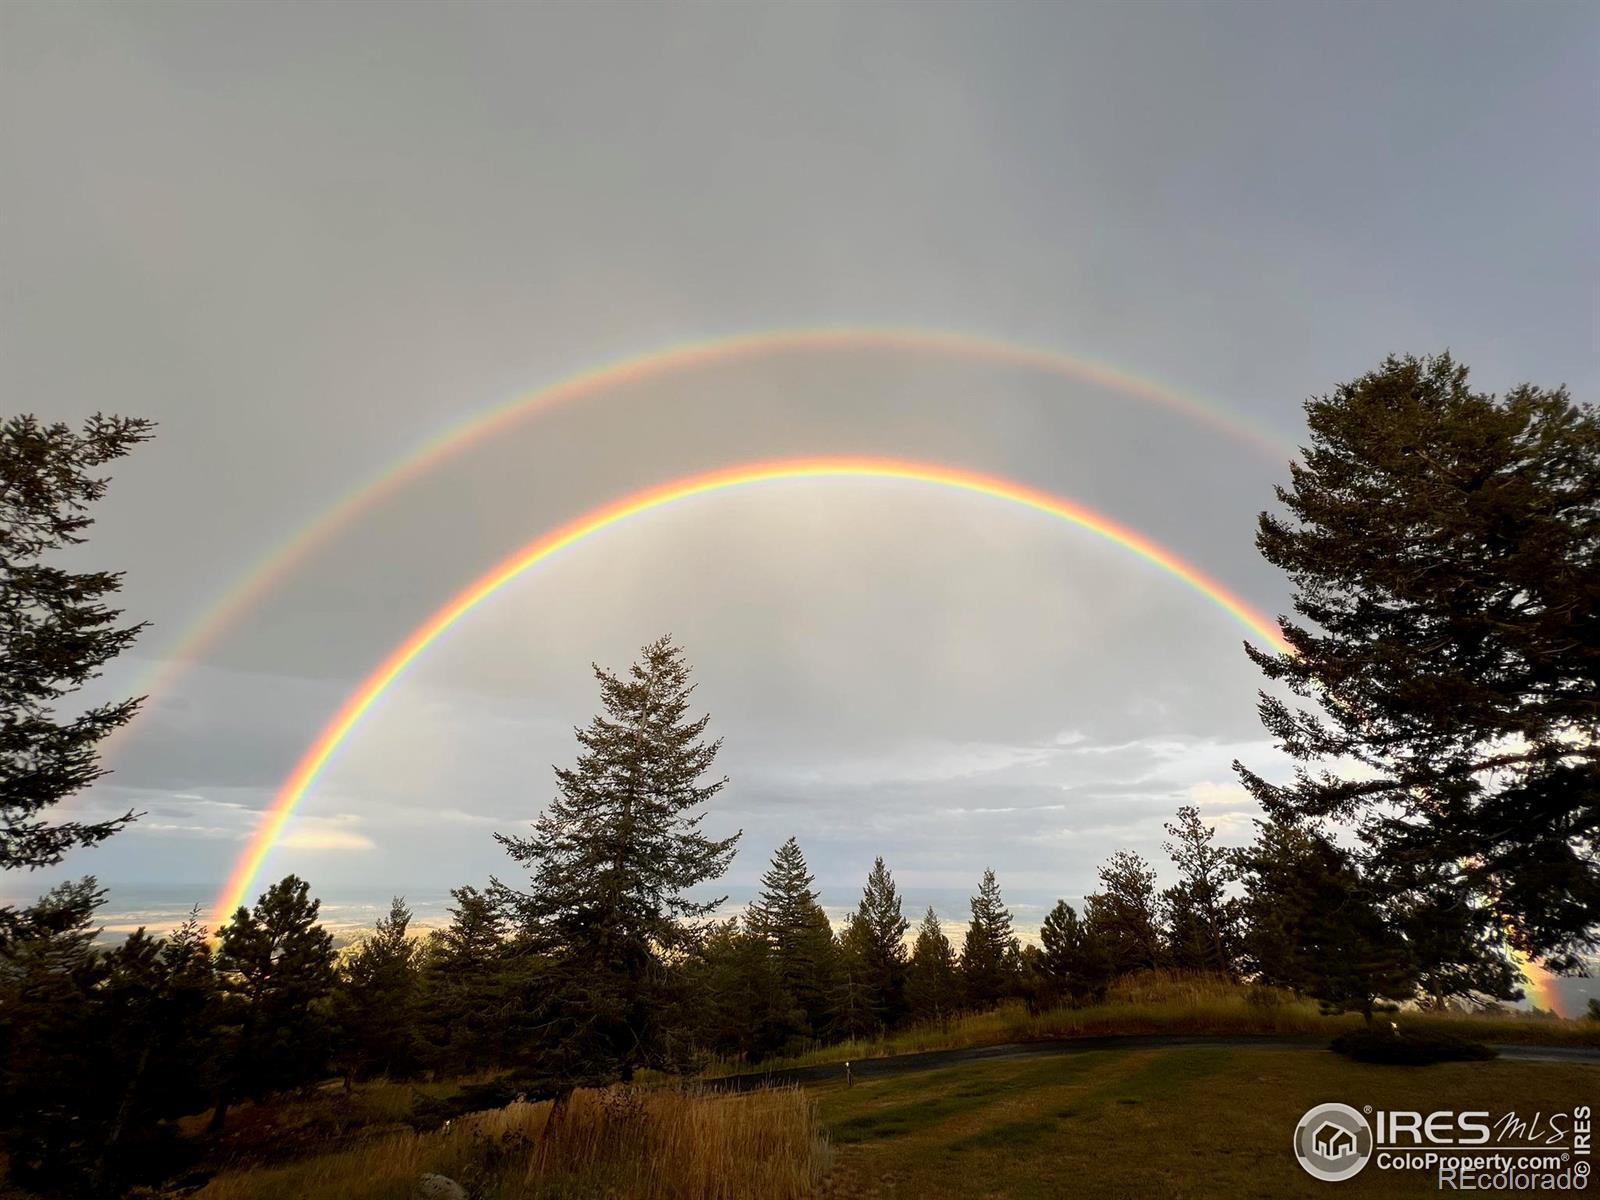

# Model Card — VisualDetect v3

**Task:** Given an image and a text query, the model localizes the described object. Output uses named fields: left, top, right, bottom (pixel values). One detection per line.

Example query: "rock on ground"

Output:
left=413, top=1174, right=468, bottom=1200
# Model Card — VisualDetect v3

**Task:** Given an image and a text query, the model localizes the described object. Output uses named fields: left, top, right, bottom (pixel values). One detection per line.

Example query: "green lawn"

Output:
left=811, top=1046, right=1597, bottom=1199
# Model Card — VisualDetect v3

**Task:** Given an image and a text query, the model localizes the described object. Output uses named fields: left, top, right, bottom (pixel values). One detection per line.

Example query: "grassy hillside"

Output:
left=705, top=971, right=1600, bottom=1077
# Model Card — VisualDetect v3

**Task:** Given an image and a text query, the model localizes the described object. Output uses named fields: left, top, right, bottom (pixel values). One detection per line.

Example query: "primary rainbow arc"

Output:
left=213, top=455, right=1291, bottom=928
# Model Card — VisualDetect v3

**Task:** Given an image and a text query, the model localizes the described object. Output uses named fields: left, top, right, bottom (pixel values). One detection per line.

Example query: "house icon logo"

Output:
left=1294, top=1103, right=1373, bottom=1181
left=1313, top=1121, right=1357, bottom=1159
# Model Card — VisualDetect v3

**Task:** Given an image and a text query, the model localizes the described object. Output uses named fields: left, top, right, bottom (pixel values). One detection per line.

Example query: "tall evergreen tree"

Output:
left=2, top=415, right=153, bottom=934
left=1038, top=899, right=1075, bottom=1003
left=430, top=884, right=505, bottom=971
left=1039, top=899, right=1113, bottom=1006
left=141, top=908, right=220, bottom=1125
left=906, top=906, right=960, bottom=1024
left=850, top=856, right=910, bottom=1030
left=1234, top=354, right=1598, bottom=968
left=1084, top=851, right=1163, bottom=976
left=209, top=875, right=336, bottom=1131
left=747, top=836, right=838, bottom=1038
left=960, top=868, right=1017, bottom=1009
left=96, top=929, right=177, bottom=1179
left=1233, top=820, right=1307, bottom=993
left=490, top=636, right=740, bottom=1091
left=829, top=913, right=879, bottom=1040
left=331, top=897, right=424, bottom=1083
left=1160, top=806, right=1241, bottom=975
left=419, top=885, right=522, bottom=1074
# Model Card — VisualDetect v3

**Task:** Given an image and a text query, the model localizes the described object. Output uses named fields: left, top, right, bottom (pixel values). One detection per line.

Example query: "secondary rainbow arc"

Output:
left=111, top=327, right=1294, bottom=755
left=212, top=455, right=1292, bottom=929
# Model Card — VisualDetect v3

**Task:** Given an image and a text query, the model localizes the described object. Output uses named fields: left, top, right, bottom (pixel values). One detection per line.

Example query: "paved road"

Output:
left=704, top=1033, right=1600, bottom=1094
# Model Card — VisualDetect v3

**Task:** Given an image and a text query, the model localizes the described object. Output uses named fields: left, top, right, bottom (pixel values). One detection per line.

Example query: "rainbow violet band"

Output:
left=110, top=327, right=1295, bottom=759
left=211, top=455, right=1292, bottom=927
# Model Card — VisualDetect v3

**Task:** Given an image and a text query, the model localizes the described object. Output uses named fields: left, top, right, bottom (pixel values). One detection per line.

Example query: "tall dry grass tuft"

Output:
left=1104, top=968, right=1247, bottom=1006
left=195, top=1084, right=829, bottom=1200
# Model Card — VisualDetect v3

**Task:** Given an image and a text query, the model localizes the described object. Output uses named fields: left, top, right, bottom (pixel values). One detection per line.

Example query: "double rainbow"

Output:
left=127, top=327, right=1560, bottom=1014
left=110, top=326, right=1294, bottom=750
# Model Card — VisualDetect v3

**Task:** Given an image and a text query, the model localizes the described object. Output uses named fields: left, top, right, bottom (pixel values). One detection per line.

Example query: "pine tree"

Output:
left=96, top=928, right=169, bottom=1177
left=747, top=837, right=839, bottom=1038
left=960, top=868, right=1018, bottom=1009
left=0, top=891, right=219, bottom=1194
left=1233, top=821, right=1305, bottom=993
left=689, top=919, right=806, bottom=1063
left=145, top=908, right=220, bottom=1123
left=419, top=885, right=521, bottom=1074
left=849, top=856, right=910, bottom=1030
left=1084, top=851, right=1163, bottom=976
left=95, top=924, right=220, bottom=1190
left=2, top=415, right=153, bottom=932
left=1012, top=943, right=1049, bottom=1014
left=1039, top=899, right=1075, bottom=999
left=1039, top=899, right=1113, bottom=1006
left=1236, top=820, right=1416, bottom=1022
left=431, top=884, right=504, bottom=970
left=1160, top=806, right=1241, bottom=975
left=906, top=907, right=960, bottom=1024
left=1234, top=354, right=1599, bottom=969
left=490, top=636, right=740, bottom=1091
left=829, top=913, right=879, bottom=1040
left=0, top=879, right=109, bottom=1192
left=1390, top=870, right=1522, bottom=1010
left=209, top=876, right=336, bottom=1131
left=331, top=897, right=424, bottom=1083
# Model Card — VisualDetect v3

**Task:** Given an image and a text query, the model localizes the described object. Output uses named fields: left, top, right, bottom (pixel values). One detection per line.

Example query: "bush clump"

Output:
left=1331, top=1026, right=1496, bottom=1065
left=406, top=1077, right=550, bottom=1133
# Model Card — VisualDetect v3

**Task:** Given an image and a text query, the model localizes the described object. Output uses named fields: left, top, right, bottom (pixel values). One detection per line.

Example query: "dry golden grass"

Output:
left=704, top=970, right=1598, bottom=1077
left=194, top=1083, right=830, bottom=1200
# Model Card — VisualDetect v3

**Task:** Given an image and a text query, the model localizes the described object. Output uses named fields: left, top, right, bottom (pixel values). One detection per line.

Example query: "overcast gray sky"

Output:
left=4, top=1, right=1596, bottom=919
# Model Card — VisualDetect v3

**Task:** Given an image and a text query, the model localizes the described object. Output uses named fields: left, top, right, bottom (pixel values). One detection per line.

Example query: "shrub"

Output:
left=1331, top=1026, right=1496, bottom=1066
left=1244, top=985, right=1285, bottom=1010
